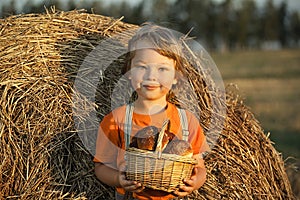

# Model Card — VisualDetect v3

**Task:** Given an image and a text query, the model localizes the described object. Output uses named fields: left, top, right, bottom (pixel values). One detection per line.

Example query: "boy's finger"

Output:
left=132, top=184, right=144, bottom=192
left=123, top=180, right=137, bottom=187
left=119, top=162, right=126, bottom=172
left=183, top=179, right=194, bottom=187
left=135, top=185, right=144, bottom=192
left=193, top=167, right=198, bottom=174
left=125, top=182, right=142, bottom=191
left=173, top=190, right=188, bottom=197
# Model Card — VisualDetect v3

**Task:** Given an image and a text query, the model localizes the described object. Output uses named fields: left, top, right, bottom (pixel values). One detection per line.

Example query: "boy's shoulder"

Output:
left=112, top=104, right=127, bottom=113
left=111, top=105, right=127, bottom=119
left=102, top=105, right=127, bottom=123
left=167, top=102, right=198, bottom=119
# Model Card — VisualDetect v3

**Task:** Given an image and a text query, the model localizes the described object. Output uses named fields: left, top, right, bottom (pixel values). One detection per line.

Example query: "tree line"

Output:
left=1, top=0, right=299, bottom=51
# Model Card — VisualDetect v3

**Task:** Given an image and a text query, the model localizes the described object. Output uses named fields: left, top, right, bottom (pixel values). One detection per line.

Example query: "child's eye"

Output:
left=136, top=65, right=147, bottom=70
left=158, top=66, right=169, bottom=71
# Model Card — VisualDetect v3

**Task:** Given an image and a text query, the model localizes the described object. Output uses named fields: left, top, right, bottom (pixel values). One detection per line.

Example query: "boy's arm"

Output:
left=94, top=162, right=144, bottom=192
left=95, top=162, right=121, bottom=187
left=191, top=158, right=207, bottom=189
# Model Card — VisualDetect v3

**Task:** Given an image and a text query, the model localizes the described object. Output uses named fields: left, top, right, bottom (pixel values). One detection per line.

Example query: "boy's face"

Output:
left=128, top=48, right=177, bottom=101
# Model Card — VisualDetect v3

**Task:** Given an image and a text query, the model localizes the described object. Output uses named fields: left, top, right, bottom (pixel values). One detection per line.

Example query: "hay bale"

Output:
left=0, top=8, right=136, bottom=199
left=0, top=9, right=295, bottom=199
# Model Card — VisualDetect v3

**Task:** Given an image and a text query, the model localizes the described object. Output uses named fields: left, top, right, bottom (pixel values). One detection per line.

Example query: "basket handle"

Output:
left=155, top=119, right=170, bottom=158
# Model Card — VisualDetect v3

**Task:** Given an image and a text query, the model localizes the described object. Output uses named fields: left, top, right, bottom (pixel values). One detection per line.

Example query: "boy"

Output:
left=94, top=24, right=208, bottom=200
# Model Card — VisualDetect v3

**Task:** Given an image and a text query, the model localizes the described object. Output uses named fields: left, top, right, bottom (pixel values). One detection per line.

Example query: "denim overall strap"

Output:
left=123, top=104, right=136, bottom=200
left=124, top=104, right=134, bottom=148
left=177, top=108, right=189, bottom=141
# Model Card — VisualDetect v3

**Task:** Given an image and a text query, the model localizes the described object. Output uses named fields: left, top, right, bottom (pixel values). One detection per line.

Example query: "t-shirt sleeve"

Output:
left=186, top=111, right=210, bottom=155
left=93, top=113, right=122, bottom=167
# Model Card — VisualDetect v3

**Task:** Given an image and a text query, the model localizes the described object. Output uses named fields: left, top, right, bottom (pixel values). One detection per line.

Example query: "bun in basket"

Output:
left=129, top=126, right=176, bottom=151
left=163, top=139, right=193, bottom=157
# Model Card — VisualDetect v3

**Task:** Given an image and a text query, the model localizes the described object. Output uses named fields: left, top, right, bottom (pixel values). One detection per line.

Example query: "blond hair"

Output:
left=123, top=23, right=185, bottom=75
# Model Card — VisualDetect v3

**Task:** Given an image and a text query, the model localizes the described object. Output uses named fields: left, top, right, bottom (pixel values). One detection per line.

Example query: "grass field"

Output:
left=211, top=49, right=300, bottom=197
left=211, top=49, right=300, bottom=159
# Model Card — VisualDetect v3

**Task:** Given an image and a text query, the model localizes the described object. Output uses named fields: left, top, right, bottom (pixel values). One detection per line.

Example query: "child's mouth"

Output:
left=141, top=81, right=160, bottom=90
left=143, top=85, right=159, bottom=90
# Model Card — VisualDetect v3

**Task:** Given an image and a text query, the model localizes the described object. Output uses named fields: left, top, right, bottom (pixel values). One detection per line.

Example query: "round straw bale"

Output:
left=0, top=9, right=295, bottom=199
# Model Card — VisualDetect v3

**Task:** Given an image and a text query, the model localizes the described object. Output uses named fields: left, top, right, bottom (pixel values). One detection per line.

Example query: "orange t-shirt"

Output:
left=94, top=102, right=207, bottom=199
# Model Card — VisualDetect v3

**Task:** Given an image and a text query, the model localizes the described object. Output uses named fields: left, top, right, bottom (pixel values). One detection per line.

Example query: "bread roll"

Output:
left=163, top=140, right=193, bottom=157
left=130, top=126, right=176, bottom=151
left=134, top=126, right=158, bottom=151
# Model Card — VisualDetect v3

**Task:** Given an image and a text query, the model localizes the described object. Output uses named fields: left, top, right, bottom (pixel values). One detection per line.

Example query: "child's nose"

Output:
left=145, top=67, right=158, bottom=80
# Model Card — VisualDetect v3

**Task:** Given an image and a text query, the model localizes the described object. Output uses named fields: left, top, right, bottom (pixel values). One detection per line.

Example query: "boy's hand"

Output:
left=119, top=163, right=144, bottom=193
left=173, top=167, right=205, bottom=197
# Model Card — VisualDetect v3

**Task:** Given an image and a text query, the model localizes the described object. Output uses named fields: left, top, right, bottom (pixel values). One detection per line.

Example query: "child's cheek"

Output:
left=131, top=80, right=141, bottom=90
left=159, top=81, right=172, bottom=90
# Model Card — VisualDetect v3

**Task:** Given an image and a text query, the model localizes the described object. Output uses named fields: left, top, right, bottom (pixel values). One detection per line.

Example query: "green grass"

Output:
left=211, top=49, right=300, bottom=159
left=212, top=49, right=300, bottom=79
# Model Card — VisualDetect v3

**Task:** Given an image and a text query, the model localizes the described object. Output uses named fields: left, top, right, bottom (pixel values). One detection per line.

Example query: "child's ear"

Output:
left=172, top=78, right=177, bottom=85
left=126, top=71, right=132, bottom=80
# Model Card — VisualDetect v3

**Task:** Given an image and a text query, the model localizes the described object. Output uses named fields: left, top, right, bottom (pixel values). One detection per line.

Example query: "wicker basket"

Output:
left=125, top=148, right=197, bottom=192
left=124, top=119, right=197, bottom=192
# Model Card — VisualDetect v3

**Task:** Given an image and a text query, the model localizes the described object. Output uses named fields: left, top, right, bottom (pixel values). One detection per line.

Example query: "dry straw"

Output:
left=0, top=8, right=295, bottom=199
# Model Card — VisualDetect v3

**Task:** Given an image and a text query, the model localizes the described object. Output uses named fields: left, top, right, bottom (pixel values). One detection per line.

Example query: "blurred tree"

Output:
left=261, top=0, right=279, bottom=41
left=140, top=0, right=177, bottom=28
left=90, top=1, right=105, bottom=15
left=65, top=0, right=77, bottom=11
left=216, top=0, right=235, bottom=51
left=0, top=0, right=299, bottom=49
left=278, top=1, right=288, bottom=46
left=125, top=0, right=147, bottom=25
left=55, top=0, right=64, bottom=10
left=1, top=0, right=16, bottom=17
left=166, top=0, right=190, bottom=32
left=22, top=0, right=61, bottom=14
left=106, top=1, right=131, bottom=19
left=289, top=12, right=300, bottom=47
left=235, top=0, right=258, bottom=49
left=22, top=0, right=41, bottom=14
left=166, top=0, right=211, bottom=42
left=203, top=1, right=218, bottom=50
left=186, top=0, right=210, bottom=38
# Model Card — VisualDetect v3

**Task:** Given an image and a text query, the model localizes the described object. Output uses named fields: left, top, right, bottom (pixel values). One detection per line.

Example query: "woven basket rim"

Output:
left=126, top=147, right=198, bottom=164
